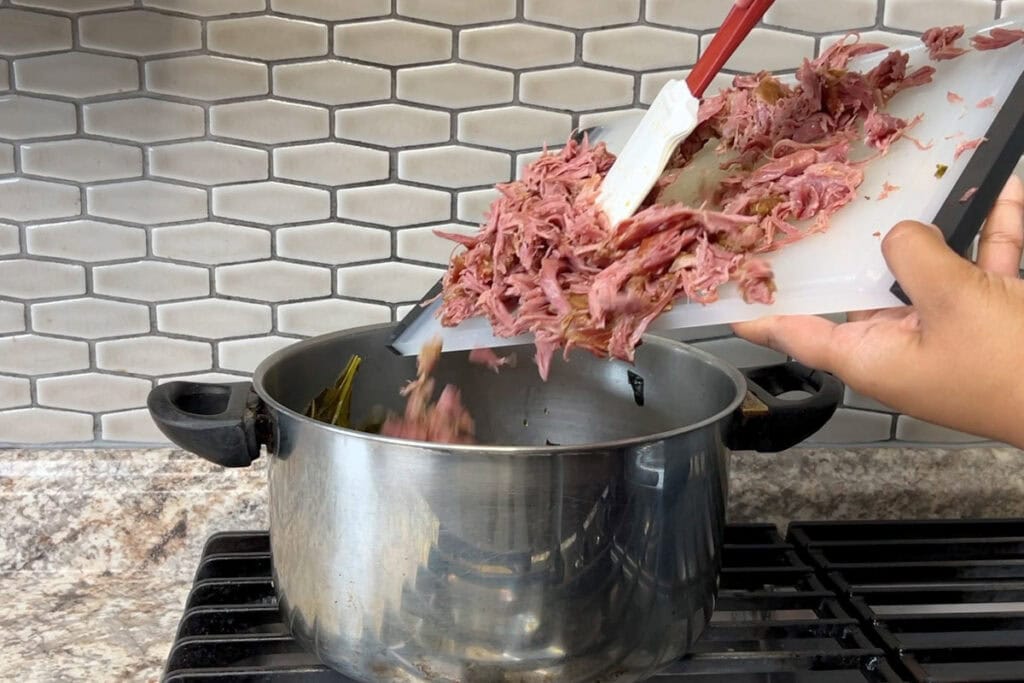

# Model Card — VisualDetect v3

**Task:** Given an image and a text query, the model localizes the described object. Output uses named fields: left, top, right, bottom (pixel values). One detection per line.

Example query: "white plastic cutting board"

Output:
left=394, top=20, right=1024, bottom=354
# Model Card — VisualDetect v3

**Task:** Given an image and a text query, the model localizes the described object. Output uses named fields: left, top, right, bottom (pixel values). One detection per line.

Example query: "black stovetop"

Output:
left=164, top=520, right=1024, bottom=682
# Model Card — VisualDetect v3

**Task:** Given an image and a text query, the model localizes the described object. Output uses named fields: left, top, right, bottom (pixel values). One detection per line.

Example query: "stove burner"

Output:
left=164, top=520, right=1024, bottom=682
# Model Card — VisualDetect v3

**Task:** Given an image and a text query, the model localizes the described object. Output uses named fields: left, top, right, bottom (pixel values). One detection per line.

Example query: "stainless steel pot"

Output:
left=148, top=323, right=841, bottom=682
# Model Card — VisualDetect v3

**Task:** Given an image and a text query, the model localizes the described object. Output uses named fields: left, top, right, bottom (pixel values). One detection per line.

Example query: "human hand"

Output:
left=733, top=175, right=1024, bottom=447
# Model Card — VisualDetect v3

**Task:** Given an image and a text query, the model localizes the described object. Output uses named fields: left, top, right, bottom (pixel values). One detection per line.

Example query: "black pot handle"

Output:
left=726, top=362, right=843, bottom=453
left=147, top=381, right=265, bottom=468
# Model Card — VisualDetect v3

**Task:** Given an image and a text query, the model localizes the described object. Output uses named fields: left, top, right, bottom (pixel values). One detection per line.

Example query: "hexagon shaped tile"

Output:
left=83, top=98, right=205, bottom=143
left=396, top=0, right=515, bottom=24
left=86, top=180, right=206, bottom=224
left=459, top=107, right=572, bottom=150
left=0, top=301, right=26, bottom=334
left=0, top=335, right=90, bottom=375
left=274, top=143, right=389, bottom=186
left=335, top=104, right=450, bottom=147
left=146, top=55, right=268, bottom=100
left=278, top=299, right=391, bottom=337
left=218, top=336, right=299, bottom=373
left=396, top=224, right=475, bottom=265
left=143, top=0, right=266, bottom=15
left=337, top=184, right=451, bottom=227
left=0, top=60, right=7, bottom=91
left=398, top=146, right=511, bottom=189
left=210, top=99, right=329, bottom=144
left=149, top=141, right=268, bottom=185
left=0, top=223, right=18, bottom=255
left=273, top=60, right=391, bottom=106
left=209, top=15, right=328, bottom=60
left=13, top=0, right=132, bottom=10
left=397, top=64, right=514, bottom=109
left=215, top=261, right=332, bottom=302
left=0, top=96, right=77, bottom=140
left=0, top=143, right=11, bottom=173
left=101, top=409, right=168, bottom=443
left=460, top=24, right=575, bottom=69
left=0, top=376, right=30, bottom=410
left=337, top=262, right=442, bottom=303
left=14, top=53, right=139, bottom=98
left=270, top=0, right=390, bottom=20
left=93, top=261, right=210, bottom=302
left=151, top=222, right=271, bottom=265
left=699, top=28, right=814, bottom=73
left=26, top=220, right=146, bottom=262
left=0, top=9, right=71, bottom=56
left=524, top=0, right=639, bottom=28
left=645, top=0, right=730, bottom=29
left=0, top=408, right=93, bottom=444
left=31, top=298, right=151, bottom=339
left=96, top=336, right=212, bottom=375
left=0, top=178, right=80, bottom=222
left=520, top=67, right=635, bottom=111
left=457, top=188, right=500, bottom=222
left=21, top=140, right=143, bottom=182
left=79, top=10, right=202, bottom=55
left=277, top=223, right=391, bottom=264
left=36, top=373, right=157, bottom=412
left=157, top=298, right=271, bottom=339
left=335, top=20, right=452, bottom=66
left=212, top=182, right=330, bottom=224
left=583, top=26, right=699, bottom=71
left=0, top=259, right=84, bottom=300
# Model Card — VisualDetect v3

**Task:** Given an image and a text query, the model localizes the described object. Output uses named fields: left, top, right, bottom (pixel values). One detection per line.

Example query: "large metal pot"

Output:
left=148, top=323, right=841, bottom=682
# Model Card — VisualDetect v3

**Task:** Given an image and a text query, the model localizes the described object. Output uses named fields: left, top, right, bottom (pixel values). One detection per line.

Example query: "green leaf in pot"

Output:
left=306, top=355, right=362, bottom=428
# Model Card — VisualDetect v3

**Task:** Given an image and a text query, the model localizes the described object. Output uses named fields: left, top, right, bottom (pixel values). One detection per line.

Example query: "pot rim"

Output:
left=252, top=323, right=749, bottom=456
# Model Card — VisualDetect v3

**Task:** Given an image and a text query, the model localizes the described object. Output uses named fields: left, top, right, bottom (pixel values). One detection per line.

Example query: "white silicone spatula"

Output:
left=388, top=0, right=776, bottom=356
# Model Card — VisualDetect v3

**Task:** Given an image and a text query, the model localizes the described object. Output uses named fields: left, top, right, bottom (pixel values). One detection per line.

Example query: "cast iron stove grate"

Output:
left=788, top=520, right=1024, bottom=683
left=163, top=525, right=898, bottom=682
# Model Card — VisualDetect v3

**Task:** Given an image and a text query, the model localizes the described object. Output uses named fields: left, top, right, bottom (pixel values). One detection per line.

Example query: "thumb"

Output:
left=881, top=220, right=980, bottom=317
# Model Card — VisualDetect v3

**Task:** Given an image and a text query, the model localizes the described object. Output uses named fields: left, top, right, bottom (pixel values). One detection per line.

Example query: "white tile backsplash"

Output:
left=21, top=140, right=142, bottom=182
left=0, top=376, right=31, bottom=410
left=0, top=178, right=80, bottom=222
left=0, top=259, right=85, bottom=299
left=14, top=52, right=138, bottom=98
left=276, top=223, right=391, bottom=264
left=96, top=336, right=212, bottom=375
left=209, top=16, right=328, bottom=60
left=31, top=298, right=151, bottom=339
left=93, top=261, right=210, bottom=302
left=0, top=9, right=72, bottom=56
left=151, top=222, right=271, bottom=265
left=87, top=180, right=206, bottom=224
left=27, top=219, right=142, bottom=260
left=149, top=141, right=268, bottom=185
left=0, top=0, right=1011, bottom=446
left=37, top=373, right=151, bottom=412
left=335, top=20, right=452, bottom=66
left=79, top=10, right=202, bottom=56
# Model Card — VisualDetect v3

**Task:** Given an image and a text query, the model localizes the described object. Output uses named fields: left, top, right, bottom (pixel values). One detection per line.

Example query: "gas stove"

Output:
left=163, top=520, right=1024, bottom=682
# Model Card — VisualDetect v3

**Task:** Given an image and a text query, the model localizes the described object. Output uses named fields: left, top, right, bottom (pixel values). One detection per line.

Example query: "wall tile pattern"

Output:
left=0, top=0, right=1018, bottom=446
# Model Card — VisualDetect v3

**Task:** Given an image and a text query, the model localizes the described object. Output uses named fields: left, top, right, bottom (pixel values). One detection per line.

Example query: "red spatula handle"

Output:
left=686, top=0, right=775, bottom=98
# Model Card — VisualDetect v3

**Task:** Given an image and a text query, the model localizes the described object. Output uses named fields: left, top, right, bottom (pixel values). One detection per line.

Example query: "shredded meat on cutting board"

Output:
left=434, top=29, right=1018, bottom=380
left=922, top=25, right=969, bottom=61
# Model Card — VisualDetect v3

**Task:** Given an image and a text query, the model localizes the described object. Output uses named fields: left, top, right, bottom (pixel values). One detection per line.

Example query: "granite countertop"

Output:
left=4, top=446, right=1024, bottom=681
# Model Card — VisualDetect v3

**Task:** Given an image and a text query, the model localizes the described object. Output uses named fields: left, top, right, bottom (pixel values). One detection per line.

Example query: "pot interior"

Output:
left=257, top=325, right=744, bottom=447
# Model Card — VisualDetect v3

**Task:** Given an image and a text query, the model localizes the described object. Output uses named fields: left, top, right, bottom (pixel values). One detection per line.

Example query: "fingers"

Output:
left=881, top=220, right=979, bottom=317
left=977, top=174, right=1024, bottom=278
left=732, top=315, right=840, bottom=372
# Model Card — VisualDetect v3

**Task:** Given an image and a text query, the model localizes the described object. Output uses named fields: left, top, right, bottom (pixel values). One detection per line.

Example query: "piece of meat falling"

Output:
left=468, top=347, right=515, bottom=373
left=954, top=136, right=987, bottom=161
left=976, top=96, right=995, bottom=109
left=922, top=25, right=969, bottom=61
left=947, top=91, right=964, bottom=104
left=972, top=27, right=1024, bottom=50
left=959, top=187, right=978, bottom=203
left=380, top=338, right=476, bottom=444
left=878, top=182, right=900, bottom=200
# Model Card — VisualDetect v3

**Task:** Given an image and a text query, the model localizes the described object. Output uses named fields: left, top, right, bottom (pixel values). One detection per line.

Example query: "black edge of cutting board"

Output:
left=890, top=67, right=1024, bottom=304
